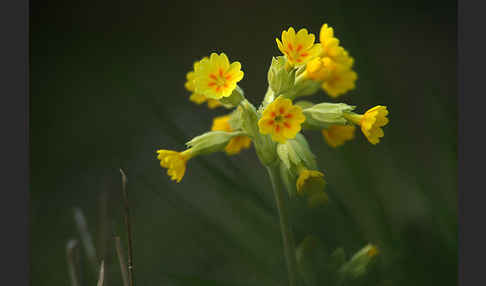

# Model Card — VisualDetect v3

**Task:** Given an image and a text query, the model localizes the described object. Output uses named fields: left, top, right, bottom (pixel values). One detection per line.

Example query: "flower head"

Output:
left=319, top=24, right=355, bottom=67
left=193, top=53, right=244, bottom=100
left=258, top=97, right=306, bottom=143
left=322, top=64, right=358, bottom=98
left=156, top=149, right=193, bottom=183
left=276, top=27, right=321, bottom=68
left=211, top=115, right=251, bottom=155
left=312, top=24, right=357, bottom=98
left=321, top=124, right=356, bottom=147
left=185, top=58, right=223, bottom=109
left=360, top=106, right=389, bottom=144
left=305, top=57, right=336, bottom=81
left=334, top=48, right=354, bottom=69
left=319, top=24, right=343, bottom=59
left=344, top=106, right=389, bottom=145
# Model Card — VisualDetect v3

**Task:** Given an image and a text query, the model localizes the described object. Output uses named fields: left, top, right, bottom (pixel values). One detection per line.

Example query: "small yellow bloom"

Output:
left=304, top=50, right=354, bottom=89
left=335, top=48, right=354, bottom=69
left=322, top=64, right=358, bottom=98
left=319, top=24, right=355, bottom=67
left=193, top=53, right=244, bottom=100
left=186, top=58, right=223, bottom=109
left=211, top=115, right=233, bottom=132
left=211, top=115, right=251, bottom=155
left=321, top=124, right=356, bottom=148
left=319, top=24, right=343, bottom=59
left=360, top=106, right=389, bottom=144
left=305, top=57, right=336, bottom=81
left=156, top=149, right=194, bottom=183
left=296, top=168, right=326, bottom=194
left=315, top=24, right=357, bottom=98
left=276, top=27, right=321, bottom=68
left=258, top=97, right=306, bottom=143
left=225, top=136, right=252, bottom=155
left=344, top=106, right=389, bottom=145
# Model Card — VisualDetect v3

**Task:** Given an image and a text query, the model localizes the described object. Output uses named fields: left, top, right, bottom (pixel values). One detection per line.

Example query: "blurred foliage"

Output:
left=30, top=0, right=456, bottom=285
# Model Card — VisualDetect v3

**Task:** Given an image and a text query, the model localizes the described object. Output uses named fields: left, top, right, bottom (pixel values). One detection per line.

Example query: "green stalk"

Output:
left=266, top=164, right=300, bottom=286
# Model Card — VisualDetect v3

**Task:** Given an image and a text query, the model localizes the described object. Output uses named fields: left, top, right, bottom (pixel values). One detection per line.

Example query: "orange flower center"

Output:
left=283, top=43, right=309, bottom=63
left=267, top=107, right=294, bottom=133
left=207, top=68, right=232, bottom=92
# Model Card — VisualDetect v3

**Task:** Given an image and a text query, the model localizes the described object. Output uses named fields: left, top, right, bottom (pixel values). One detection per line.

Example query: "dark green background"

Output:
left=30, top=0, right=457, bottom=285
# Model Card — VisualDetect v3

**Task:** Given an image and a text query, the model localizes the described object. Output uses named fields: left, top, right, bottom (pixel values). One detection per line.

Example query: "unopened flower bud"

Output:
left=268, top=56, right=295, bottom=95
left=186, top=130, right=245, bottom=156
left=339, top=244, right=379, bottom=279
left=303, top=102, right=355, bottom=129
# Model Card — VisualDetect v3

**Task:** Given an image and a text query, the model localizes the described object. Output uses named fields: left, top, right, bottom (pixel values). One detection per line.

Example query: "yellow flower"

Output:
left=193, top=53, right=244, bottom=100
left=305, top=57, right=336, bottom=81
left=313, top=24, right=357, bottom=97
left=319, top=24, right=343, bottom=59
left=258, top=97, right=306, bottom=143
left=296, top=168, right=326, bottom=194
left=225, top=136, right=252, bottom=155
left=276, top=27, right=321, bottom=68
left=321, top=124, right=356, bottom=147
left=322, top=64, right=358, bottom=98
left=335, top=48, right=354, bottom=69
left=184, top=59, right=202, bottom=92
left=156, top=149, right=194, bottom=183
left=319, top=24, right=355, bottom=66
left=305, top=47, right=354, bottom=82
left=211, top=115, right=251, bottom=155
left=185, top=59, right=223, bottom=109
left=344, top=106, right=389, bottom=145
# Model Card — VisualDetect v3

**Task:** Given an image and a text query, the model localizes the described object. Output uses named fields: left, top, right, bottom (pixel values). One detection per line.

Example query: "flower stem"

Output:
left=343, top=112, right=362, bottom=125
left=266, top=164, right=300, bottom=286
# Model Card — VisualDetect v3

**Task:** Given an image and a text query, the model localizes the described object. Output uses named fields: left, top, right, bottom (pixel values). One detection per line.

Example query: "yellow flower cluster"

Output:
left=156, top=22, right=389, bottom=188
left=276, top=24, right=357, bottom=98
left=313, top=24, right=357, bottom=98
left=155, top=25, right=387, bottom=286
left=274, top=25, right=363, bottom=147
left=211, top=115, right=252, bottom=155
